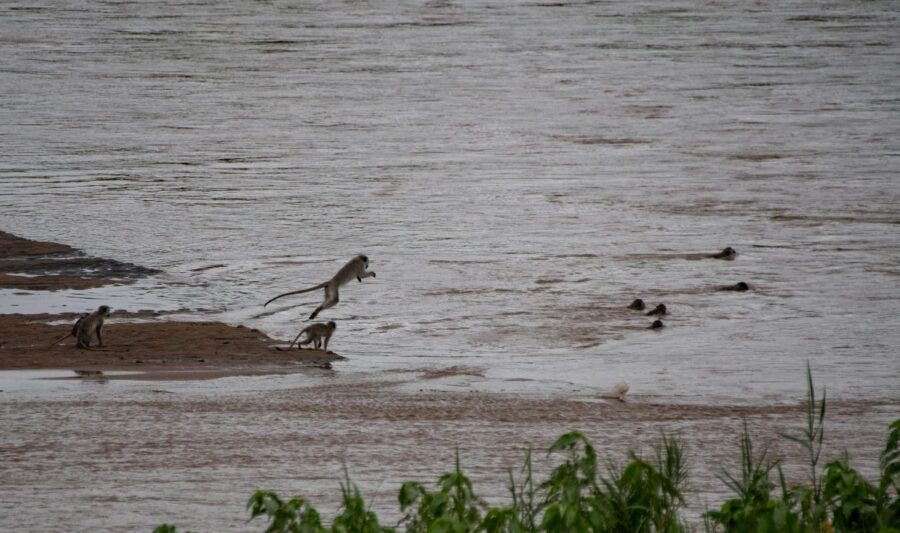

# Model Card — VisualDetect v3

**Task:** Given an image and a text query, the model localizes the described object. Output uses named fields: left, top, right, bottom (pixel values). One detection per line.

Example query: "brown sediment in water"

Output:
left=771, top=213, right=900, bottom=225
left=0, top=272, right=111, bottom=291
left=619, top=250, right=735, bottom=261
left=0, top=230, right=75, bottom=257
left=1, top=373, right=892, bottom=531
left=0, top=230, right=159, bottom=290
left=421, top=365, right=485, bottom=380
left=0, top=313, right=342, bottom=378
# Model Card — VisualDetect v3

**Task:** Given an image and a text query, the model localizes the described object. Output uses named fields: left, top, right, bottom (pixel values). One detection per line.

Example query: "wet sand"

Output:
left=0, top=230, right=159, bottom=291
left=0, top=231, right=340, bottom=377
left=0, top=313, right=341, bottom=378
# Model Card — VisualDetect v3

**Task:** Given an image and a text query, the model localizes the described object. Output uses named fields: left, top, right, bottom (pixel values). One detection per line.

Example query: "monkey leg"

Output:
left=309, top=285, right=339, bottom=320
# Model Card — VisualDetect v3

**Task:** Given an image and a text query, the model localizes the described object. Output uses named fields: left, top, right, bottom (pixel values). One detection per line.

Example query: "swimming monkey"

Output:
left=51, top=305, right=111, bottom=349
left=264, top=255, right=375, bottom=319
left=291, top=321, right=336, bottom=351
left=646, top=304, right=667, bottom=316
left=600, top=382, right=630, bottom=402
left=720, top=281, right=750, bottom=291
left=628, top=298, right=646, bottom=311
left=711, top=247, right=737, bottom=260
left=649, top=319, right=665, bottom=330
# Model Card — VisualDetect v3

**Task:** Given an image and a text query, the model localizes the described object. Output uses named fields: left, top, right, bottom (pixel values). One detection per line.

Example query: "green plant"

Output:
left=247, top=490, right=324, bottom=533
left=706, top=365, right=900, bottom=533
left=481, top=449, right=540, bottom=532
left=398, top=451, right=484, bottom=532
left=153, top=526, right=186, bottom=533
left=154, top=370, right=898, bottom=533
left=705, top=421, right=798, bottom=532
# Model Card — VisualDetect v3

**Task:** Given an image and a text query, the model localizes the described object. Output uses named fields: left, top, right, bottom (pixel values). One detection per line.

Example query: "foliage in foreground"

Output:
left=155, top=370, right=899, bottom=532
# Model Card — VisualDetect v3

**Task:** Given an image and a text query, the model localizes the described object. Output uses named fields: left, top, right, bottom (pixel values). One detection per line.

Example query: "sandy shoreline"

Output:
left=0, top=231, right=341, bottom=378
left=0, top=230, right=160, bottom=291
left=0, top=313, right=342, bottom=379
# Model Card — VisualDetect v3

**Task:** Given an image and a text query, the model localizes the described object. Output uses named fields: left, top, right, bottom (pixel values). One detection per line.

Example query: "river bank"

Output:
left=0, top=231, right=340, bottom=378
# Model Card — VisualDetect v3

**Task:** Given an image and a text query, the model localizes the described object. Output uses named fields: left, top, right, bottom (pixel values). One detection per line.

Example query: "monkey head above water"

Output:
left=646, top=304, right=667, bottom=316
left=649, top=319, right=665, bottom=329
left=721, top=281, right=750, bottom=291
left=627, top=298, right=646, bottom=311
left=711, top=246, right=737, bottom=260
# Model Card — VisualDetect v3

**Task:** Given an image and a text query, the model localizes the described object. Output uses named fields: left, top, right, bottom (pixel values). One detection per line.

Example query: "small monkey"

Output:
left=600, top=382, right=630, bottom=402
left=76, top=305, right=110, bottom=349
left=646, top=304, right=667, bottom=316
left=649, top=319, right=665, bottom=329
left=264, top=255, right=375, bottom=319
left=627, top=298, right=646, bottom=311
left=720, top=281, right=750, bottom=291
left=711, top=247, right=737, bottom=260
left=51, top=305, right=111, bottom=348
left=291, top=321, right=336, bottom=351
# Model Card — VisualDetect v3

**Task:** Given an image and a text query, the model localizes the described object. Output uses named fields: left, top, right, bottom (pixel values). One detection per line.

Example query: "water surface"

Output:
left=2, top=0, right=899, bottom=403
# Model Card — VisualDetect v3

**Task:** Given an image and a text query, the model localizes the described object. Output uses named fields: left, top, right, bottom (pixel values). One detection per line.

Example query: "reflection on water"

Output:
left=1, top=3, right=898, bottom=400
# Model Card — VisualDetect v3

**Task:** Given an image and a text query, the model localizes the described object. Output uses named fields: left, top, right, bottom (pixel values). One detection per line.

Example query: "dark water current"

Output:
left=2, top=0, right=899, bottom=402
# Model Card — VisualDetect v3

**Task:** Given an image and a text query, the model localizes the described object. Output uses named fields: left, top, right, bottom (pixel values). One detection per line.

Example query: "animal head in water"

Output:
left=646, top=304, right=667, bottom=316
left=714, top=247, right=737, bottom=259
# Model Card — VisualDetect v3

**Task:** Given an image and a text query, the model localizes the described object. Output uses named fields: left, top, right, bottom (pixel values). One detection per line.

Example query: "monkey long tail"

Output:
left=274, top=329, right=308, bottom=351
left=263, top=283, right=327, bottom=307
left=50, top=333, right=72, bottom=347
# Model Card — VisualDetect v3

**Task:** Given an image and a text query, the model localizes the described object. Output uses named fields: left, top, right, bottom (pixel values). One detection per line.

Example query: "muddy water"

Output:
left=1, top=0, right=899, bottom=529
left=0, top=371, right=895, bottom=531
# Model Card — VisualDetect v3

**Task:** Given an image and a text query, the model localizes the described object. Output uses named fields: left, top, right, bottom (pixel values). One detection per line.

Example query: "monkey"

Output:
left=627, top=298, right=646, bottom=311
left=711, top=247, right=737, bottom=260
left=264, top=255, right=375, bottom=320
left=73, top=369, right=107, bottom=382
left=74, top=369, right=104, bottom=377
left=599, top=382, right=630, bottom=402
left=50, top=305, right=110, bottom=348
left=646, top=304, right=667, bottom=316
left=649, top=319, right=665, bottom=329
left=720, top=281, right=750, bottom=291
left=291, top=321, right=336, bottom=351
left=76, top=305, right=110, bottom=349
left=50, top=313, right=88, bottom=347
left=611, top=382, right=629, bottom=401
